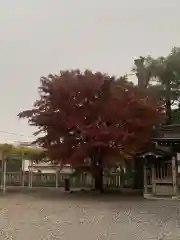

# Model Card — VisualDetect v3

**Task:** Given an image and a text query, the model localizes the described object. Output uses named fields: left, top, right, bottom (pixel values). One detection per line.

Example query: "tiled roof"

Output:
left=152, top=124, right=180, bottom=140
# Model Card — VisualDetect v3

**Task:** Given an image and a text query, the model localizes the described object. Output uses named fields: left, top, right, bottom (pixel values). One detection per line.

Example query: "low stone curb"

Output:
left=144, top=193, right=180, bottom=200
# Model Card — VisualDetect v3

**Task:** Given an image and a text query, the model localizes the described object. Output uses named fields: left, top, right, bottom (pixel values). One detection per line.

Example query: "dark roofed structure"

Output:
left=152, top=124, right=180, bottom=142
left=142, top=124, right=180, bottom=198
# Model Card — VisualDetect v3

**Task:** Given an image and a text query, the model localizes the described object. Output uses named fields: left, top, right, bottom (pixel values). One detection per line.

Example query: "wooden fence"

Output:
left=4, top=172, right=124, bottom=189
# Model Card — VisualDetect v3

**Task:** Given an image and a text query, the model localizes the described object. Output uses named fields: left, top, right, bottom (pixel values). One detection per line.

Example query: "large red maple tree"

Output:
left=18, top=70, right=164, bottom=191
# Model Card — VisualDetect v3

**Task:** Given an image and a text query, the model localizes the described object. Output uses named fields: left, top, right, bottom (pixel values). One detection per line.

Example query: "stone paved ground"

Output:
left=0, top=188, right=179, bottom=240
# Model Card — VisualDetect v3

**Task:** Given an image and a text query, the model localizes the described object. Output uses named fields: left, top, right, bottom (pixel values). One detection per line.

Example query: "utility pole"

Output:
left=133, top=58, right=150, bottom=190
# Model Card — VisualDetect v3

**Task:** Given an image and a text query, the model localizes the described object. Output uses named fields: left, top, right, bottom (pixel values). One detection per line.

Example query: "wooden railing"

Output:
left=4, top=172, right=123, bottom=189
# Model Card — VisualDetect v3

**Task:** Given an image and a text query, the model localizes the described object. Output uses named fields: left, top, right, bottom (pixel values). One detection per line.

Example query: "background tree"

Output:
left=18, top=70, right=164, bottom=192
left=132, top=48, right=180, bottom=189
left=132, top=48, right=180, bottom=188
left=133, top=47, right=180, bottom=124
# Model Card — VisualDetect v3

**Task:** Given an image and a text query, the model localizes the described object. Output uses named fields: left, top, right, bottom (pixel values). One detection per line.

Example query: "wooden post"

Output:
left=28, top=164, right=31, bottom=188
left=3, top=159, right=7, bottom=193
left=56, top=169, right=58, bottom=188
left=152, top=164, right=156, bottom=195
left=0, top=153, right=4, bottom=191
left=21, top=154, right=25, bottom=187
left=30, top=160, right=33, bottom=188
left=172, top=155, right=178, bottom=195
left=144, top=160, right=148, bottom=194
left=28, top=160, right=33, bottom=188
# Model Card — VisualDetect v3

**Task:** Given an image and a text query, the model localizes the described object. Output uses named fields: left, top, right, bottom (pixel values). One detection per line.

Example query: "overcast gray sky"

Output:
left=0, top=0, right=180, bottom=143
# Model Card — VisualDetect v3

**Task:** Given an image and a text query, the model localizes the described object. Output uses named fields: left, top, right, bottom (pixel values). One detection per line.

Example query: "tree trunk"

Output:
left=64, top=178, right=70, bottom=191
left=166, top=100, right=171, bottom=124
left=94, top=165, right=103, bottom=193
left=165, top=79, right=171, bottom=124
left=91, top=149, right=104, bottom=193
left=133, top=157, right=144, bottom=190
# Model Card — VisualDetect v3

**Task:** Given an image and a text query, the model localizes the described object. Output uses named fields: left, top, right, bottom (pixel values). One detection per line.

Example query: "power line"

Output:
left=0, top=130, right=34, bottom=138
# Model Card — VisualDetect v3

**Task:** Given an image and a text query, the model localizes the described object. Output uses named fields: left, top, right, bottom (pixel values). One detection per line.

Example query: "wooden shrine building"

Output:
left=143, top=124, right=180, bottom=197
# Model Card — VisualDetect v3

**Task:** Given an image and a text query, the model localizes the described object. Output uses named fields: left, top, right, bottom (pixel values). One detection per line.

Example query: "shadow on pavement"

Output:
left=0, top=186, right=145, bottom=202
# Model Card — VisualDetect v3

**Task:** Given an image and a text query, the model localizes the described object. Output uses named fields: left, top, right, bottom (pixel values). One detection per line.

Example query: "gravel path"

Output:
left=0, top=188, right=179, bottom=239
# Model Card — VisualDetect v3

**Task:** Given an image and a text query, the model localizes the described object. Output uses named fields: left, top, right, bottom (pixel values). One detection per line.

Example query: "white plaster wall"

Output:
left=22, top=160, right=73, bottom=174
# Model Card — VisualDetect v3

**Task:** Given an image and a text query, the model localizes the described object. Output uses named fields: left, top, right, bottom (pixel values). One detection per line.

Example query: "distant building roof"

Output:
left=152, top=124, right=180, bottom=141
left=16, top=141, right=42, bottom=149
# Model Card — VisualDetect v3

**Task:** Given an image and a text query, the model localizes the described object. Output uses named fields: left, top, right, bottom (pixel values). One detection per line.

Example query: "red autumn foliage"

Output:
left=18, top=70, right=164, bottom=167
